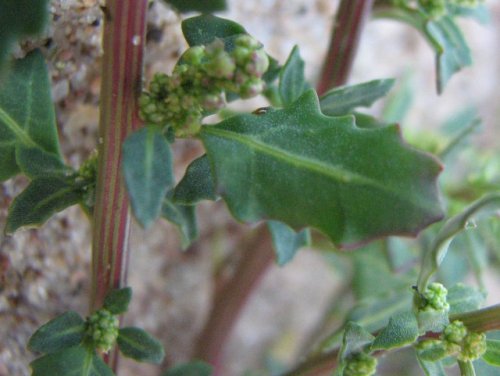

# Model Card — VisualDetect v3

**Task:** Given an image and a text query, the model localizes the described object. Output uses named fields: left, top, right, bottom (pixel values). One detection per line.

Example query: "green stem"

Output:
left=91, top=0, right=148, bottom=369
left=316, top=0, right=375, bottom=95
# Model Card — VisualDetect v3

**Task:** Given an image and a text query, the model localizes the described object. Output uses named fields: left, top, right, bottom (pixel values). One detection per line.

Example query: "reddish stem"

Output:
left=91, top=0, right=148, bottom=369
left=195, top=226, right=274, bottom=373
left=316, top=0, right=375, bottom=95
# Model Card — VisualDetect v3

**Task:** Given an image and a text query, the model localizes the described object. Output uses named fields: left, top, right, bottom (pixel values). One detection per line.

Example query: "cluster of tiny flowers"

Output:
left=139, top=34, right=269, bottom=137
left=442, top=320, right=487, bottom=361
left=77, top=150, right=98, bottom=210
left=421, top=282, right=450, bottom=313
left=343, top=352, right=377, bottom=376
left=85, top=309, right=119, bottom=353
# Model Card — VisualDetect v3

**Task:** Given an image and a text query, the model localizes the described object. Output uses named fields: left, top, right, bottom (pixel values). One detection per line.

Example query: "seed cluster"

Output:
left=344, top=352, right=378, bottom=376
left=139, top=34, right=269, bottom=137
left=443, top=320, right=487, bottom=361
left=85, top=308, right=119, bottom=353
left=420, top=282, right=450, bottom=313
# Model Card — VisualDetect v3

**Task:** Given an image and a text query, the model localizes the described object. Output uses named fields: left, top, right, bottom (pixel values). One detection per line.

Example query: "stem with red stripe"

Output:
left=91, top=0, right=147, bottom=369
left=316, top=0, right=375, bottom=95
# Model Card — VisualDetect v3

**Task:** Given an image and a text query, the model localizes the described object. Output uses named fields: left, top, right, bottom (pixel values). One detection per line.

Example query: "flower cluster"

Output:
left=443, top=320, right=487, bottom=361
left=344, top=352, right=378, bottom=376
left=85, top=308, right=119, bottom=353
left=139, top=34, right=269, bottom=137
left=420, top=282, right=450, bottom=313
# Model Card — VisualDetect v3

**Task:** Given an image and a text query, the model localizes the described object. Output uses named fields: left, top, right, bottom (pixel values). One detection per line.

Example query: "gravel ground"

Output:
left=1, top=1, right=499, bottom=375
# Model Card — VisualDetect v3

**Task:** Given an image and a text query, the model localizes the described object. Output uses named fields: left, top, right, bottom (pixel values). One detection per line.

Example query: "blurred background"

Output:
left=1, top=1, right=500, bottom=375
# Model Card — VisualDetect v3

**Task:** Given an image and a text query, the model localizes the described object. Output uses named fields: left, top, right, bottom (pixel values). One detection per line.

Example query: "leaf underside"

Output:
left=201, top=90, right=443, bottom=248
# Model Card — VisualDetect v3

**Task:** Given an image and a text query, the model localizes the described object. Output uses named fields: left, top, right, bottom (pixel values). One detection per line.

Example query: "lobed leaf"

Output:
left=103, top=287, right=132, bottom=315
left=162, top=361, right=213, bottom=376
left=164, top=0, right=226, bottom=14
left=30, top=346, right=113, bottom=376
left=417, top=193, right=500, bottom=292
left=279, top=45, right=310, bottom=107
left=267, top=220, right=310, bottom=266
left=201, top=90, right=443, bottom=248
left=173, top=155, right=217, bottom=205
left=319, top=79, right=395, bottom=116
left=182, top=14, right=246, bottom=47
left=5, top=177, right=82, bottom=234
left=0, top=1, right=49, bottom=69
left=371, top=311, right=419, bottom=351
left=28, top=311, right=85, bottom=354
left=0, top=50, right=64, bottom=182
left=117, top=327, right=165, bottom=364
left=123, top=127, right=174, bottom=228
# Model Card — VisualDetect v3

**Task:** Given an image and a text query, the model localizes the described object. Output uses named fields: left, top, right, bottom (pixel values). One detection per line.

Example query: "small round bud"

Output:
left=85, top=309, right=119, bottom=353
left=181, top=46, right=205, bottom=66
left=202, top=92, right=226, bottom=111
left=206, top=51, right=236, bottom=80
left=344, top=352, right=377, bottom=376
left=422, top=282, right=450, bottom=312
left=244, top=49, right=269, bottom=77
left=239, top=78, right=265, bottom=99
left=443, top=321, right=467, bottom=345
left=459, top=332, right=487, bottom=361
left=235, top=34, right=261, bottom=49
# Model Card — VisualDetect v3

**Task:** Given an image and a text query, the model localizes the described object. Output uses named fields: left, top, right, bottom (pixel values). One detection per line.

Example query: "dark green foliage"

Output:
left=117, top=327, right=165, bottom=364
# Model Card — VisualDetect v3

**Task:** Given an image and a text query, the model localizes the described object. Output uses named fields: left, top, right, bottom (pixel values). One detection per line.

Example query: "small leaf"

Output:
left=371, top=312, right=419, bottom=351
left=0, top=1, right=49, bottom=69
left=448, top=284, right=485, bottom=315
left=164, top=0, right=226, bottom=13
left=162, top=194, right=198, bottom=249
left=30, top=346, right=113, bottom=376
left=483, top=340, right=500, bottom=367
left=267, top=220, right=310, bottom=266
left=319, top=79, right=395, bottom=116
left=416, top=353, right=447, bottom=376
left=0, top=50, right=62, bottom=182
left=417, top=341, right=449, bottom=362
left=162, top=361, right=213, bottom=376
left=201, top=90, right=443, bottom=248
left=123, top=127, right=174, bottom=228
left=279, top=46, right=310, bottom=107
left=182, top=14, right=246, bottom=47
left=103, top=287, right=132, bottom=315
left=425, top=16, right=472, bottom=93
left=417, top=193, right=500, bottom=292
left=5, top=177, right=82, bottom=234
left=173, top=155, right=217, bottom=205
left=16, top=145, right=69, bottom=178
left=28, top=311, right=85, bottom=354
left=335, top=322, right=375, bottom=375
left=117, top=327, right=165, bottom=364
left=381, top=72, right=414, bottom=124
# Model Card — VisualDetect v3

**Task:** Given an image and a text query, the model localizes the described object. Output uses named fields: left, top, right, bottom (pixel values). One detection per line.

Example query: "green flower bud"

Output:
left=244, top=49, right=269, bottom=77
left=232, top=46, right=252, bottom=66
left=459, top=332, right=486, bottom=361
left=235, top=34, right=262, bottom=49
left=239, top=78, right=265, bottom=99
left=344, top=352, right=377, bottom=376
left=443, top=320, right=467, bottom=345
left=202, top=92, right=226, bottom=111
left=205, top=50, right=236, bottom=80
left=422, top=282, right=450, bottom=312
left=181, top=45, right=205, bottom=66
left=85, top=309, right=119, bottom=353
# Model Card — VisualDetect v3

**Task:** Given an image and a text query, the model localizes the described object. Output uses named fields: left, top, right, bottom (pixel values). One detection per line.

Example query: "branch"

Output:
left=316, top=0, right=375, bottom=95
left=91, top=0, right=148, bottom=369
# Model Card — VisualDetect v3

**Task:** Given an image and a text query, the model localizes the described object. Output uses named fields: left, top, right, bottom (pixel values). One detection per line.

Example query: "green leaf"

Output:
left=182, top=14, right=246, bottom=47
left=0, top=1, right=49, bottom=69
left=16, top=145, right=70, bottom=178
left=448, top=284, right=485, bottom=315
left=483, top=340, right=500, bottom=367
left=28, top=311, right=85, bottom=354
left=201, top=90, right=443, bottom=248
left=162, top=194, right=198, bottom=249
left=5, top=177, right=82, bottom=234
left=448, top=4, right=490, bottom=24
left=381, top=72, right=414, bottom=124
left=165, top=0, right=226, bottom=13
left=371, top=312, right=419, bottom=351
left=103, top=287, right=132, bottom=315
left=335, top=322, right=375, bottom=375
left=473, top=359, right=500, bottom=376
left=417, top=193, right=500, bottom=292
left=425, top=16, right=472, bottom=93
left=416, top=353, right=447, bottom=376
left=319, top=79, right=395, bottom=116
left=267, top=220, right=310, bottom=266
left=30, top=346, right=113, bottom=376
left=123, top=127, right=174, bottom=228
left=173, top=155, right=217, bottom=204
left=0, top=50, right=63, bottom=182
left=162, top=361, right=213, bottom=376
left=279, top=46, right=309, bottom=107
left=117, top=327, right=165, bottom=364
left=417, top=341, right=449, bottom=362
